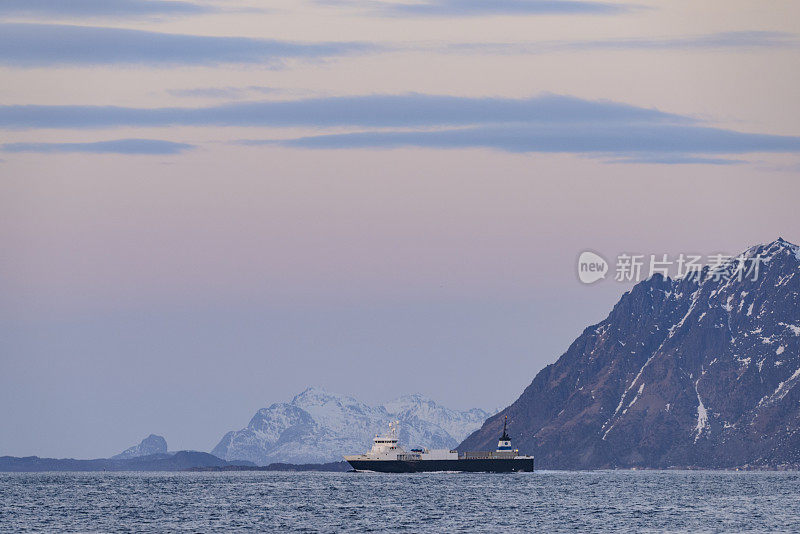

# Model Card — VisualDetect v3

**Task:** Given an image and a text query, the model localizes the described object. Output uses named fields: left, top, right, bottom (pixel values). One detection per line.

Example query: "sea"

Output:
left=1, top=470, right=799, bottom=532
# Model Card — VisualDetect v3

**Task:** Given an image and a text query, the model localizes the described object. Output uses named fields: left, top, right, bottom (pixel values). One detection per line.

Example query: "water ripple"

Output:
left=1, top=471, right=799, bottom=532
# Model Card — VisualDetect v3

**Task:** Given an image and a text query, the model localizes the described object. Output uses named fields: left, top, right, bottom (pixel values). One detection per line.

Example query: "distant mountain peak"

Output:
left=212, top=389, right=490, bottom=465
left=293, top=385, right=328, bottom=397
left=390, top=393, right=435, bottom=404
left=112, top=434, right=168, bottom=459
left=743, top=236, right=799, bottom=260
left=290, top=385, right=354, bottom=406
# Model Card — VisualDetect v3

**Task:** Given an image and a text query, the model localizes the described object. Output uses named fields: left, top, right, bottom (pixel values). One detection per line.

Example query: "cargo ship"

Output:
left=344, top=417, right=534, bottom=473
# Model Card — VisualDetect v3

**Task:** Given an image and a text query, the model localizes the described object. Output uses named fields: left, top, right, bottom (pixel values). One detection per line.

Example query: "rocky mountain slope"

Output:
left=212, top=387, right=489, bottom=465
left=112, top=434, right=168, bottom=459
left=460, top=238, right=800, bottom=469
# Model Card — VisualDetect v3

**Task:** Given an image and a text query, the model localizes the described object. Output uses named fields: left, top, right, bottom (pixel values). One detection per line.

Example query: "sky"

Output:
left=1, top=0, right=799, bottom=459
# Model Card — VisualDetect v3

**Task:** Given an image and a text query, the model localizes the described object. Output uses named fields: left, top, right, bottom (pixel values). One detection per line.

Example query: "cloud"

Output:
left=445, top=31, right=800, bottom=54
left=325, top=0, right=633, bottom=17
left=604, top=155, right=747, bottom=165
left=0, top=0, right=212, bottom=18
left=1, top=139, right=195, bottom=155
left=167, top=86, right=279, bottom=99
left=250, top=122, right=800, bottom=164
left=2, top=94, right=798, bottom=163
left=0, top=23, right=378, bottom=67
left=0, top=94, right=689, bottom=129
left=2, top=23, right=790, bottom=68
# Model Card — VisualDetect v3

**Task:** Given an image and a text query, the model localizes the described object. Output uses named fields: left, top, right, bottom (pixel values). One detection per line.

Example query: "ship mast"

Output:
left=496, top=415, right=513, bottom=452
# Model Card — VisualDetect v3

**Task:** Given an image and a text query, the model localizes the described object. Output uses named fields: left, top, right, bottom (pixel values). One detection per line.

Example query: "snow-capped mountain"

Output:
left=112, top=434, right=168, bottom=459
left=461, top=238, right=800, bottom=469
left=382, top=393, right=491, bottom=444
left=211, top=388, right=490, bottom=465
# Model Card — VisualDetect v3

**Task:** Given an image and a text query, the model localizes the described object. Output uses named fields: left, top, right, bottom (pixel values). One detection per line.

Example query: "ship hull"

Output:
left=346, top=458, right=534, bottom=473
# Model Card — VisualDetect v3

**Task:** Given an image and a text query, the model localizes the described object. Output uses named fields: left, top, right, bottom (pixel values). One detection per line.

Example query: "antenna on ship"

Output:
left=387, top=420, right=399, bottom=439
left=501, top=415, right=510, bottom=441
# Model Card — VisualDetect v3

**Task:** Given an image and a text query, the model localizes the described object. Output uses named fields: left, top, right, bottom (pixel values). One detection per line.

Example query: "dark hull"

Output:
left=347, top=458, right=534, bottom=473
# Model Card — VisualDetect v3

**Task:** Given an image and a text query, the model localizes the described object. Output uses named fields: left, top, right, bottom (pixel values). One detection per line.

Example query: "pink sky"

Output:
left=1, top=0, right=799, bottom=458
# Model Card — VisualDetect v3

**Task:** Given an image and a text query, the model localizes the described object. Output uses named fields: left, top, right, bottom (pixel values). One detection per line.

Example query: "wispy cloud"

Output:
left=603, top=155, right=747, bottom=165
left=0, top=0, right=213, bottom=18
left=1, top=23, right=790, bottom=68
left=0, top=94, right=688, bottom=129
left=444, top=31, right=800, bottom=54
left=3, top=94, right=798, bottom=163
left=0, top=23, right=379, bottom=67
left=256, top=123, right=800, bottom=163
left=167, top=86, right=279, bottom=99
left=324, top=0, right=633, bottom=17
left=1, top=139, right=195, bottom=155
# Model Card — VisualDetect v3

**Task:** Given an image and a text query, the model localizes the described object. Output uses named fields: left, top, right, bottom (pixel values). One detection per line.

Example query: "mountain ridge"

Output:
left=0, top=451, right=253, bottom=472
left=112, top=434, right=167, bottom=459
left=460, top=238, right=800, bottom=469
left=212, top=387, right=490, bottom=465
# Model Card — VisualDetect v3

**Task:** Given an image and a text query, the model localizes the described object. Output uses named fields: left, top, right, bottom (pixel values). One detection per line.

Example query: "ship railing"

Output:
left=459, top=451, right=518, bottom=460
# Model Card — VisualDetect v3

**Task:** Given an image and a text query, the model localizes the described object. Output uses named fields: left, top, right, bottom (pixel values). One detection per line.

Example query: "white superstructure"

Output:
left=344, top=421, right=405, bottom=461
left=344, top=421, right=458, bottom=462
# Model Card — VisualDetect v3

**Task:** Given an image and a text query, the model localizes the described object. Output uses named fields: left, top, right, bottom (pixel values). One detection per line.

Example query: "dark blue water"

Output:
left=1, top=471, right=799, bottom=532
